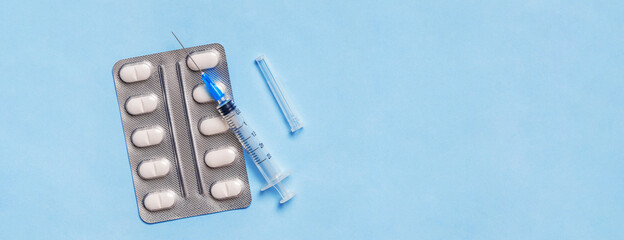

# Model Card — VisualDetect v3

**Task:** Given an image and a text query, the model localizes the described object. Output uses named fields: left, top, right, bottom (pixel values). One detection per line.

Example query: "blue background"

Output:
left=0, top=0, right=622, bottom=239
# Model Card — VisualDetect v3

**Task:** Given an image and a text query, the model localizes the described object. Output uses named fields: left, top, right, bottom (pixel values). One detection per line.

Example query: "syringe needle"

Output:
left=171, top=32, right=205, bottom=75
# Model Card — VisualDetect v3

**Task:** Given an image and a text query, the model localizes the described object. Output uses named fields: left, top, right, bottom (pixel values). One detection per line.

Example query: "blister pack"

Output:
left=112, top=44, right=251, bottom=223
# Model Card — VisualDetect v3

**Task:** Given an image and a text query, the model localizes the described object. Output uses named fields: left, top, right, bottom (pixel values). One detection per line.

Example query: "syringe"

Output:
left=172, top=33, right=295, bottom=204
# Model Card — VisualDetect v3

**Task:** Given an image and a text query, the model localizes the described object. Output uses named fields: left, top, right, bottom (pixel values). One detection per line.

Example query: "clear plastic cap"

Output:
left=255, top=55, right=304, bottom=133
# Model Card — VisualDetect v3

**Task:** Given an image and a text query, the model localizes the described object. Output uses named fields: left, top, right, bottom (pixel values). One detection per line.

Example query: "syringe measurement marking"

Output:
left=225, top=116, right=269, bottom=165
left=248, top=146, right=259, bottom=153
left=239, top=134, right=267, bottom=165
left=256, top=158, right=266, bottom=164
left=245, top=143, right=263, bottom=161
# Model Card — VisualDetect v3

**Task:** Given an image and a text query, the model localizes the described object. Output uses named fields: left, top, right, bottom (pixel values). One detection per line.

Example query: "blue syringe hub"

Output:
left=201, top=72, right=225, bottom=102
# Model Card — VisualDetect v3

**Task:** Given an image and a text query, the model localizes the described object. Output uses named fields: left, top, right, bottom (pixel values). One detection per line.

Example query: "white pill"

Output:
left=186, top=50, right=220, bottom=71
left=199, top=117, right=229, bottom=136
left=138, top=158, right=171, bottom=180
left=192, top=82, right=227, bottom=104
left=119, top=62, right=152, bottom=83
left=143, top=190, right=176, bottom=211
left=211, top=179, right=243, bottom=200
left=205, top=147, right=236, bottom=168
left=125, top=94, right=158, bottom=115
left=131, top=126, right=164, bottom=147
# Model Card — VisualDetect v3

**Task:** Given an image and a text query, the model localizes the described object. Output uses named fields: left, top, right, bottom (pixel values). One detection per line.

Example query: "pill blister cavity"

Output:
left=119, top=62, right=152, bottom=83
left=131, top=126, right=164, bottom=147
left=187, top=50, right=220, bottom=71
left=211, top=179, right=243, bottom=200
left=199, top=117, right=229, bottom=136
left=125, top=94, right=158, bottom=115
left=192, top=82, right=227, bottom=104
left=138, top=158, right=171, bottom=180
left=205, top=147, right=236, bottom=168
left=144, top=190, right=176, bottom=211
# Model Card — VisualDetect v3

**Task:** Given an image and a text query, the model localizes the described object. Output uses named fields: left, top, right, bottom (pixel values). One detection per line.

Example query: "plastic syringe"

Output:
left=172, top=33, right=295, bottom=204
left=209, top=82, right=295, bottom=203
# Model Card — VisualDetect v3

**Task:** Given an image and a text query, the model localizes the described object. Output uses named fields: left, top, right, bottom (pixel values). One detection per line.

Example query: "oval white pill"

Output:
left=211, top=179, right=243, bottom=200
left=199, top=117, right=229, bottom=136
left=138, top=158, right=171, bottom=180
left=192, top=82, right=227, bottom=104
left=125, top=94, right=158, bottom=115
left=119, top=62, right=152, bottom=83
left=131, top=126, right=164, bottom=147
left=186, top=50, right=220, bottom=71
left=143, top=190, right=176, bottom=211
left=205, top=147, right=236, bottom=168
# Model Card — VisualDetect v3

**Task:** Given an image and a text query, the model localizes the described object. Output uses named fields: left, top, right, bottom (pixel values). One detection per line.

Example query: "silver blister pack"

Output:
left=112, top=44, right=251, bottom=223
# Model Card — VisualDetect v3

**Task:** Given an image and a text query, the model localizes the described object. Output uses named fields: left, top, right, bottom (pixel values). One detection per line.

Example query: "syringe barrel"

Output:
left=218, top=100, right=294, bottom=202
